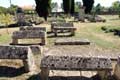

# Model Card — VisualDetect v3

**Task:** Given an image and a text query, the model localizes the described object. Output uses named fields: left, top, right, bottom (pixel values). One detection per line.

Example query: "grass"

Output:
left=0, top=34, right=11, bottom=44
left=0, top=15, right=120, bottom=50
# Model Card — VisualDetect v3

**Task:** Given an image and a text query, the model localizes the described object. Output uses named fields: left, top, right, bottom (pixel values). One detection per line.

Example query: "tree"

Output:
left=75, top=2, right=82, bottom=12
left=63, top=0, right=74, bottom=15
left=70, top=0, right=75, bottom=15
left=7, top=4, right=18, bottom=14
left=51, top=2, right=58, bottom=12
left=0, top=6, right=8, bottom=14
left=35, top=0, right=51, bottom=21
left=82, top=0, right=94, bottom=14
left=95, top=3, right=102, bottom=14
left=0, top=14, right=13, bottom=34
left=112, top=1, right=120, bottom=11
left=35, top=0, right=94, bottom=20
left=63, top=0, right=71, bottom=14
left=111, top=1, right=120, bottom=18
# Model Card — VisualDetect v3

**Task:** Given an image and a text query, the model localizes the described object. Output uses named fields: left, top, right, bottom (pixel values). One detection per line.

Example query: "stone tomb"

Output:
left=40, top=47, right=112, bottom=80
left=86, top=15, right=106, bottom=22
left=20, top=27, right=46, bottom=32
left=51, top=22, right=76, bottom=36
left=55, top=38, right=90, bottom=45
left=11, top=30, right=46, bottom=45
left=0, top=45, right=42, bottom=72
left=114, top=56, right=120, bottom=80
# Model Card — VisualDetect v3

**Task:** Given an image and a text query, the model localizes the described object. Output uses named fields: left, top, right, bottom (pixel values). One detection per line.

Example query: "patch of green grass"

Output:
left=76, top=31, right=117, bottom=49
left=0, top=34, right=11, bottom=44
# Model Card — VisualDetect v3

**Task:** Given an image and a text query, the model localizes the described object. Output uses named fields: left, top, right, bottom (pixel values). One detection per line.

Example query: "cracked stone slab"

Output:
left=55, top=38, right=90, bottom=45
left=0, top=45, right=28, bottom=59
left=41, top=46, right=112, bottom=71
left=12, top=30, right=46, bottom=39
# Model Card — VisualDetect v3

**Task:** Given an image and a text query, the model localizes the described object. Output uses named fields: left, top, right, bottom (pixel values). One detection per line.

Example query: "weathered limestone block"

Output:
left=55, top=38, right=90, bottom=45
left=40, top=68, right=49, bottom=80
left=20, top=27, right=46, bottom=32
left=28, top=45, right=42, bottom=73
left=11, top=30, right=46, bottom=45
left=0, top=45, right=28, bottom=59
left=0, top=45, right=42, bottom=73
left=51, top=22, right=74, bottom=32
left=40, top=47, right=113, bottom=80
left=78, top=7, right=85, bottom=22
left=12, top=31, right=45, bottom=39
left=114, top=56, right=120, bottom=80
left=41, top=56, right=112, bottom=70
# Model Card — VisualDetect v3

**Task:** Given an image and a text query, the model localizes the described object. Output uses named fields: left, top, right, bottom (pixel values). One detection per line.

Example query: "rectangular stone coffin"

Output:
left=0, top=45, right=28, bottom=59
left=11, top=30, right=46, bottom=45
left=12, top=30, right=45, bottom=39
left=41, top=56, right=112, bottom=71
left=20, top=27, right=46, bottom=32
left=55, top=38, right=90, bottom=45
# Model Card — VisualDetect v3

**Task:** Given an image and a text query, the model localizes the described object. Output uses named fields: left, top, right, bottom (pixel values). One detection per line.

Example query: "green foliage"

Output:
left=0, top=13, right=13, bottom=26
left=0, top=6, right=8, bottom=14
left=7, top=4, right=18, bottom=14
left=75, top=1, right=81, bottom=12
left=51, top=2, right=58, bottom=12
left=0, top=5, right=18, bottom=14
left=111, top=1, right=120, bottom=11
left=95, top=3, right=101, bottom=14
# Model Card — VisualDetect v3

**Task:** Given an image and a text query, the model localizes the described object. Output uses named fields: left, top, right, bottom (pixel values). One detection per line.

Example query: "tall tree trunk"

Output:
left=63, top=0, right=75, bottom=15
left=70, top=0, right=75, bottom=15
left=35, top=0, right=51, bottom=21
left=82, top=0, right=94, bottom=14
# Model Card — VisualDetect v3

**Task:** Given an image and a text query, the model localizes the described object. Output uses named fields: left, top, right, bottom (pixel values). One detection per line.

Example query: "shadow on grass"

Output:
left=101, top=27, right=120, bottom=37
left=28, top=73, right=118, bottom=80
left=0, top=66, right=26, bottom=77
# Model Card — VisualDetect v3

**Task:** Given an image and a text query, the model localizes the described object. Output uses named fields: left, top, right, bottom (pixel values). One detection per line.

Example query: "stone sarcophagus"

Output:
left=41, top=56, right=112, bottom=71
left=51, top=22, right=76, bottom=36
left=0, top=45, right=28, bottom=59
left=20, top=27, right=46, bottom=32
left=40, top=46, right=112, bottom=80
left=0, top=45, right=42, bottom=72
left=11, top=30, right=46, bottom=45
